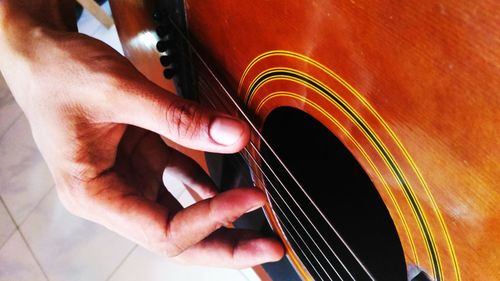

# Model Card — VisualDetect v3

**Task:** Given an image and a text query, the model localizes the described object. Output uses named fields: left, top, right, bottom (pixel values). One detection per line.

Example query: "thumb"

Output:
left=112, top=82, right=250, bottom=153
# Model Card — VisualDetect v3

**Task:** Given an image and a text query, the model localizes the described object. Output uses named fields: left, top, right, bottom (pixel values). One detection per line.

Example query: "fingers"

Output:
left=83, top=177, right=283, bottom=267
left=162, top=147, right=218, bottom=200
left=163, top=188, right=267, bottom=256
left=116, top=126, right=217, bottom=201
left=111, top=82, right=250, bottom=154
left=118, top=126, right=217, bottom=200
left=175, top=228, right=284, bottom=268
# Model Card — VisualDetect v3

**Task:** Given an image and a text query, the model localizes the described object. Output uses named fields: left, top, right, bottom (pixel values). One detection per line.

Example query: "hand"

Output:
left=0, top=24, right=284, bottom=268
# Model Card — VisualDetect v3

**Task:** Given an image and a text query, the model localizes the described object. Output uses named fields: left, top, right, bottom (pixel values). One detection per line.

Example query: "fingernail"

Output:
left=209, top=116, right=245, bottom=146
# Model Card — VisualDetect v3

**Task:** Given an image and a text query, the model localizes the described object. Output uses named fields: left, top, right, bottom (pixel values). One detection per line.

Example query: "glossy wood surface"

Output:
left=183, top=1, right=499, bottom=280
left=109, top=0, right=174, bottom=92
left=110, top=0, right=499, bottom=280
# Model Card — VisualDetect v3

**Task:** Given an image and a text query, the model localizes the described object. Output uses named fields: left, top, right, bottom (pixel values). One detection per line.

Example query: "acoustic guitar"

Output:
left=108, top=1, right=499, bottom=280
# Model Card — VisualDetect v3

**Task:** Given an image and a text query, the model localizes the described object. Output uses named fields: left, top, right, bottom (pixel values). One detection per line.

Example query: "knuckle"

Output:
left=161, top=244, right=183, bottom=258
left=161, top=226, right=184, bottom=257
left=207, top=198, right=219, bottom=221
left=207, top=198, right=232, bottom=229
left=164, top=101, right=207, bottom=141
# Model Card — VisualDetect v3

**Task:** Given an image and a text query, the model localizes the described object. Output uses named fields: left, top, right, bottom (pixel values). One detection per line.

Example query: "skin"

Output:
left=0, top=0, right=284, bottom=268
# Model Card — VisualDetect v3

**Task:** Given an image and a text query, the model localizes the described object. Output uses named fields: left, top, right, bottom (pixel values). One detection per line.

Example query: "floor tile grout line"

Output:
left=0, top=111, right=24, bottom=140
left=0, top=196, right=17, bottom=250
left=105, top=244, right=138, bottom=281
left=0, top=228, right=16, bottom=250
left=17, top=228, right=51, bottom=281
left=14, top=186, right=56, bottom=280
left=17, top=185, right=55, bottom=227
left=0, top=196, right=50, bottom=280
left=2, top=185, right=55, bottom=280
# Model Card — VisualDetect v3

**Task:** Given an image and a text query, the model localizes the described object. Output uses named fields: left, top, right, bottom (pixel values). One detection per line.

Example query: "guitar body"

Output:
left=110, top=1, right=499, bottom=280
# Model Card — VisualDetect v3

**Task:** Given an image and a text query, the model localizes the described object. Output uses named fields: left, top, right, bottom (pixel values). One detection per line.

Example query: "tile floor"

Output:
left=0, top=3, right=260, bottom=281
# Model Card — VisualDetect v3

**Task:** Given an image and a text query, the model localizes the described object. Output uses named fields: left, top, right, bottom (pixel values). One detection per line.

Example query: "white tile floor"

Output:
left=0, top=2, right=261, bottom=281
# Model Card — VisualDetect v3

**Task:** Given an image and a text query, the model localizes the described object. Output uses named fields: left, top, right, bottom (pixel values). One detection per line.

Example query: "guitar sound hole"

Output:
left=261, top=107, right=407, bottom=281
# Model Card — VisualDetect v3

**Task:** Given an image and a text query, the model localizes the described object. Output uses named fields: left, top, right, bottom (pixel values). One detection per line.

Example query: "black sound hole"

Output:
left=261, top=107, right=407, bottom=281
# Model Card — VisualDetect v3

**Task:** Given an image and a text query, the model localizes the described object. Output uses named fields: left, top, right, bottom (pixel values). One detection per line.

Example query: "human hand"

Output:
left=0, top=21, right=284, bottom=268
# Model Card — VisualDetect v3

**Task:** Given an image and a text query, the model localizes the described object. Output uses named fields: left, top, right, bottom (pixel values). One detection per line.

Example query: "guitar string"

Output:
left=166, top=17, right=375, bottom=281
left=200, top=80, right=350, bottom=280
left=241, top=148, right=341, bottom=281
left=198, top=58, right=376, bottom=281
left=186, top=37, right=375, bottom=281
left=201, top=89, right=337, bottom=280
left=199, top=63, right=375, bottom=278
left=196, top=62, right=365, bottom=279
left=198, top=67, right=363, bottom=279
left=246, top=140, right=354, bottom=279
left=275, top=215, right=328, bottom=281
left=201, top=87, right=343, bottom=280
left=215, top=149, right=330, bottom=281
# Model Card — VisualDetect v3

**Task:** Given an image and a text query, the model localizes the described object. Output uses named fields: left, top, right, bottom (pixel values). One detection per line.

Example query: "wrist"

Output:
left=0, top=0, right=77, bottom=70
left=0, top=0, right=77, bottom=32
left=0, top=1, right=76, bottom=112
